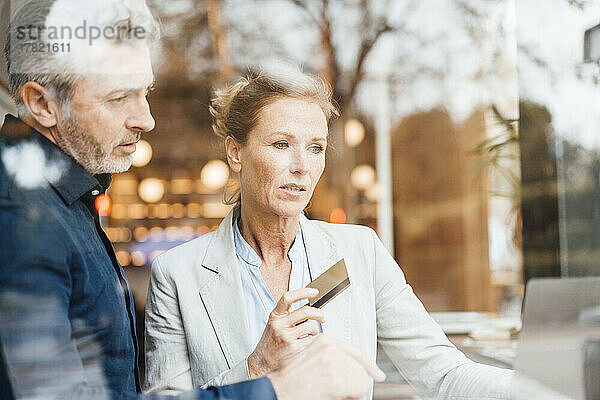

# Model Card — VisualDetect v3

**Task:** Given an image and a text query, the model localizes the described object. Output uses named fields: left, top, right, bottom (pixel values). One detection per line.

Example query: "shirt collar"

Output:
left=288, top=226, right=304, bottom=262
left=1, top=114, right=112, bottom=205
left=232, top=213, right=304, bottom=268
left=233, top=217, right=262, bottom=267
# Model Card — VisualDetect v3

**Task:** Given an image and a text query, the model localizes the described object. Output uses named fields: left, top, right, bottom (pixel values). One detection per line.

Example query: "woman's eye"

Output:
left=273, top=141, right=289, bottom=149
left=309, top=145, right=324, bottom=154
left=111, top=96, right=127, bottom=103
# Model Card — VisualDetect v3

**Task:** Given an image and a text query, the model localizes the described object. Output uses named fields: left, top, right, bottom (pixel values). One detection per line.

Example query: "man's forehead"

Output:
left=69, top=41, right=154, bottom=100
left=74, top=70, right=155, bottom=99
left=76, top=41, right=152, bottom=73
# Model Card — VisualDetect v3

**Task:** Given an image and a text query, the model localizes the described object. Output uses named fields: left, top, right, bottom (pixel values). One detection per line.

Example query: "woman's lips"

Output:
left=279, top=184, right=307, bottom=197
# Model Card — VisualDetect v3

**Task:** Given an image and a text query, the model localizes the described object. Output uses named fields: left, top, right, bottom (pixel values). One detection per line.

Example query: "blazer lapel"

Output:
left=300, top=215, right=352, bottom=344
left=198, top=207, right=253, bottom=369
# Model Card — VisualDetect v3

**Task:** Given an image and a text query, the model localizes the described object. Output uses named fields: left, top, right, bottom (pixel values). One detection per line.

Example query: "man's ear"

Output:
left=225, top=136, right=242, bottom=173
left=20, top=82, right=60, bottom=129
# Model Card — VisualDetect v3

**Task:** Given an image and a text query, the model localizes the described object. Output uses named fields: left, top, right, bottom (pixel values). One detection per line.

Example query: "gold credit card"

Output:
left=307, top=259, right=350, bottom=309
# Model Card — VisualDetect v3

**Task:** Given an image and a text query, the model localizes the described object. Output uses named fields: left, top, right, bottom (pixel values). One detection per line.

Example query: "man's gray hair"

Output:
left=5, top=0, right=160, bottom=115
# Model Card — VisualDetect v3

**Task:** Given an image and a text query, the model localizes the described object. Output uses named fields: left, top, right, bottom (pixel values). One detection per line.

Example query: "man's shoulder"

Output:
left=0, top=189, right=66, bottom=249
left=0, top=136, right=68, bottom=254
left=0, top=134, right=19, bottom=200
left=0, top=134, right=56, bottom=201
left=0, top=151, right=11, bottom=200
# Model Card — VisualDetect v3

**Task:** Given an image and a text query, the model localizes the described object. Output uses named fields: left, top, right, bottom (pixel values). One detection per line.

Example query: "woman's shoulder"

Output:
left=303, top=219, right=382, bottom=275
left=306, top=217, right=375, bottom=237
left=152, top=230, right=217, bottom=274
left=303, top=217, right=376, bottom=247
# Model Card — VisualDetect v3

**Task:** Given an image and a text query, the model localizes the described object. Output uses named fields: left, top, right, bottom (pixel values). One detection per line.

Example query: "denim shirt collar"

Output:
left=1, top=114, right=111, bottom=205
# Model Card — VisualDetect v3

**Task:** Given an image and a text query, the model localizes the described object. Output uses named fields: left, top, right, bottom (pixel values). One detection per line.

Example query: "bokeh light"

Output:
left=344, top=118, right=365, bottom=147
left=201, top=160, right=230, bottom=191
left=138, top=178, right=164, bottom=203
left=132, top=140, right=153, bottom=167
left=95, top=194, right=112, bottom=216
left=329, top=208, right=346, bottom=224
left=350, top=164, right=376, bottom=191
left=116, top=250, right=131, bottom=266
left=365, top=182, right=381, bottom=203
left=130, top=251, right=147, bottom=267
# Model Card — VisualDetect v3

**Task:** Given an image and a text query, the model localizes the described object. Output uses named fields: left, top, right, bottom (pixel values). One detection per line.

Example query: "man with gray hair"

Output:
left=0, top=0, right=384, bottom=399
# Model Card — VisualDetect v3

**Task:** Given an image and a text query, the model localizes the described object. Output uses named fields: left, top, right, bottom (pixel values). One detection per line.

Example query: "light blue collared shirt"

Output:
left=233, top=217, right=318, bottom=349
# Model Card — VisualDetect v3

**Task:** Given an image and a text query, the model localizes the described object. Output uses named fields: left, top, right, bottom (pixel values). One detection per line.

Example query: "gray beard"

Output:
left=54, top=114, right=136, bottom=175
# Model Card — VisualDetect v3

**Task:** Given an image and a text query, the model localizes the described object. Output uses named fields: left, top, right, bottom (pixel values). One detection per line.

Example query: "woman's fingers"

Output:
left=296, top=333, right=317, bottom=346
left=291, top=319, right=320, bottom=339
left=287, top=333, right=317, bottom=355
left=250, top=289, right=324, bottom=378
left=272, top=288, right=319, bottom=316
left=286, top=305, right=325, bottom=325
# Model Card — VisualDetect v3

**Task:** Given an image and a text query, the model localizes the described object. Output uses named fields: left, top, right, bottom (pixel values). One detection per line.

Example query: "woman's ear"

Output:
left=225, top=136, right=242, bottom=173
left=20, top=82, right=60, bottom=129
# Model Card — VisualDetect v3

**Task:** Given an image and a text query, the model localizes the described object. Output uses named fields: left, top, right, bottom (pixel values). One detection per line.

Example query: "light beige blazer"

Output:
left=144, top=208, right=512, bottom=399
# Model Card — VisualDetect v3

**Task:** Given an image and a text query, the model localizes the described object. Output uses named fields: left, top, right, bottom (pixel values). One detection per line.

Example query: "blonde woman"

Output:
left=144, top=66, right=512, bottom=399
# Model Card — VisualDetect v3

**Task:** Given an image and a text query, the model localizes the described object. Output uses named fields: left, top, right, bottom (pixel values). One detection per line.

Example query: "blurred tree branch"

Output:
left=287, top=0, right=403, bottom=116
left=207, top=0, right=234, bottom=81
left=288, top=0, right=326, bottom=31
left=567, top=0, right=588, bottom=10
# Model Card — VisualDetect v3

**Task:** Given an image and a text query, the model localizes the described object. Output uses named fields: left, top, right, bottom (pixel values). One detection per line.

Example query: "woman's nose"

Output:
left=290, top=149, right=309, bottom=175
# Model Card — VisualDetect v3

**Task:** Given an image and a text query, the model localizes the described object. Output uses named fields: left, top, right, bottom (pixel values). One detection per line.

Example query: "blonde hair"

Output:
left=210, top=65, right=338, bottom=204
left=210, top=65, right=338, bottom=143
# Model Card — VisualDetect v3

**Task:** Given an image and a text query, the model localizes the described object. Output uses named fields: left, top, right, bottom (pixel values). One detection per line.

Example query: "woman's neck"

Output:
left=238, top=203, right=299, bottom=267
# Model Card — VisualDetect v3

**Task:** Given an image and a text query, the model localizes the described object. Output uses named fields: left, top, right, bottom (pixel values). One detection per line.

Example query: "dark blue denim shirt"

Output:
left=0, top=115, right=275, bottom=400
left=0, top=115, right=139, bottom=398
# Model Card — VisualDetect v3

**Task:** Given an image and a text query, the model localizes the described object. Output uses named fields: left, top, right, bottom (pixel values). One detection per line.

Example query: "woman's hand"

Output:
left=247, top=287, right=324, bottom=378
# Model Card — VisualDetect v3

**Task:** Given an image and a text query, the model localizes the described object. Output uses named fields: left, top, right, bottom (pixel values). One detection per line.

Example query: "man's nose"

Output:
left=126, top=97, right=155, bottom=133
